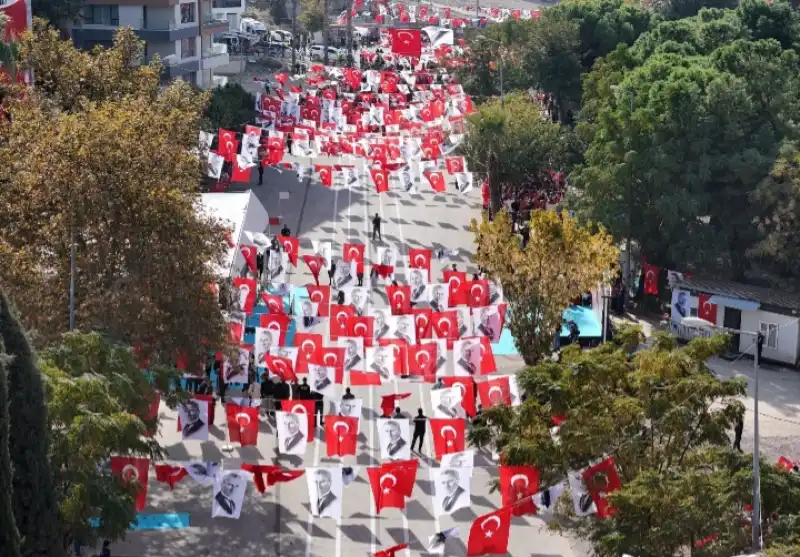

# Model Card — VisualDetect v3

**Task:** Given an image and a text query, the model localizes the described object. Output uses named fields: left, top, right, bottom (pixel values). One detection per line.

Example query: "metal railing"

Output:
left=203, top=42, right=228, bottom=56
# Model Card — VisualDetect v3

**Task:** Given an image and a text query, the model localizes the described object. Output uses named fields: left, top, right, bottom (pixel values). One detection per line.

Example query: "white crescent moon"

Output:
left=333, top=421, right=350, bottom=433
left=292, top=404, right=307, bottom=414
left=337, top=311, right=348, bottom=324
left=393, top=291, right=405, bottom=304
left=122, top=464, right=139, bottom=482
left=510, top=474, right=529, bottom=488
left=488, top=386, right=504, bottom=402
left=240, top=285, right=250, bottom=296
left=274, top=360, right=288, bottom=373
left=283, top=240, right=292, bottom=252
left=380, top=473, right=397, bottom=487
left=414, top=254, right=425, bottom=266
left=348, top=247, right=359, bottom=259
left=471, top=284, right=483, bottom=298
left=398, top=30, right=415, bottom=43
left=646, top=270, right=655, bottom=280
left=416, top=351, right=429, bottom=366
left=703, top=301, right=711, bottom=310
left=438, top=318, right=450, bottom=332
left=355, top=323, right=367, bottom=335
left=311, top=291, right=323, bottom=303
left=241, top=246, right=251, bottom=258
left=324, top=354, right=337, bottom=365
left=418, top=314, right=429, bottom=327
left=389, top=345, right=401, bottom=357
left=236, top=412, right=251, bottom=426
left=450, top=277, right=461, bottom=288
left=441, top=425, right=457, bottom=437
left=301, top=340, right=316, bottom=355
left=481, top=515, right=501, bottom=531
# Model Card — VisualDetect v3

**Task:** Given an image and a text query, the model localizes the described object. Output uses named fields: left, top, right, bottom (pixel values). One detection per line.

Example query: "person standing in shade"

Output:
left=342, top=387, right=356, bottom=400
left=329, top=260, right=337, bottom=285
left=296, top=377, right=312, bottom=399
left=372, top=213, right=382, bottom=241
left=733, top=415, right=744, bottom=452
left=257, top=144, right=266, bottom=185
left=411, top=408, right=427, bottom=453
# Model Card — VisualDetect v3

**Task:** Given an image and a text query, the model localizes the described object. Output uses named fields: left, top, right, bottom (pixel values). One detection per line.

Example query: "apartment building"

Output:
left=72, top=0, right=230, bottom=88
left=210, top=0, right=246, bottom=32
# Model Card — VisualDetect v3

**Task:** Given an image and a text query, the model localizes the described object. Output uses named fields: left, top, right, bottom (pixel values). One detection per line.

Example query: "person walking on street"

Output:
left=733, top=415, right=744, bottom=452
left=329, top=260, right=337, bottom=285
left=372, top=213, right=382, bottom=241
left=411, top=408, right=427, bottom=453
left=281, top=224, right=291, bottom=237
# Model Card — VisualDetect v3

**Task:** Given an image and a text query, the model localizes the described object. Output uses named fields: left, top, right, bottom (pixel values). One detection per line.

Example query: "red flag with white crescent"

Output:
left=499, top=465, right=539, bottom=516
left=643, top=263, right=659, bottom=295
left=582, top=457, right=622, bottom=519
left=343, top=243, right=365, bottom=275
left=466, top=280, right=490, bottom=308
left=443, top=270, right=467, bottom=306
left=303, top=254, right=325, bottom=280
left=279, top=235, right=299, bottom=266
left=232, top=277, right=257, bottom=313
left=293, top=332, right=324, bottom=374
left=407, top=343, right=437, bottom=382
left=347, top=315, right=375, bottom=347
left=330, top=304, right=356, bottom=341
left=389, top=28, right=422, bottom=58
left=408, top=248, right=432, bottom=273
left=320, top=347, right=346, bottom=384
left=367, top=465, right=407, bottom=512
left=315, top=164, right=333, bottom=187
left=387, top=284, right=412, bottom=315
left=424, top=171, right=446, bottom=192
left=412, top=307, right=433, bottom=340
left=307, top=285, right=331, bottom=317
left=259, top=313, right=291, bottom=346
left=155, top=464, right=188, bottom=489
left=371, top=166, right=390, bottom=193
left=477, top=376, right=512, bottom=408
left=467, top=507, right=512, bottom=556
left=264, top=355, right=298, bottom=382
left=430, top=418, right=466, bottom=459
left=698, top=293, right=717, bottom=323
left=326, top=416, right=359, bottom=456
left=225, top=403, right=259, bottom=446
left=239, top=244, right=258, bottom=275
left=110, top=456, right=150, bottom=512
left=441, top=377, right=476, bottom=417
left=261, top=292, right=285, bottom=314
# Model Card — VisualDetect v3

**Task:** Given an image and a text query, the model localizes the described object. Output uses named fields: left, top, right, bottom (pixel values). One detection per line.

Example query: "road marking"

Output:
left=369, top=385, right=378, bottom=555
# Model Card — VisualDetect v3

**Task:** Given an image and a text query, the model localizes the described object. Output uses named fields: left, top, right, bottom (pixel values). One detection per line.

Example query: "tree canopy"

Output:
left=31, top=0, right=84, bottom=29
left=299, top=0, right=326, bottom=34
left=0, top=22, right=228, bottom=368
left=470, top=330, right=800, bottom=555
left=470, top=210, right=618, bottom=364
left=203, top=82, right=257, bottom=134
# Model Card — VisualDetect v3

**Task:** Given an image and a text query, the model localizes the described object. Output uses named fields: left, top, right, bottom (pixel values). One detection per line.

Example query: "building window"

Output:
left=83, top=5, right=119, bottom=25
left=759, top=322, right=778, bottom=349
left=180, top=2, right=197, bottom=23
left=181, top=38, right=196, bottom=58
left=212, top=0, right=243, bottom=8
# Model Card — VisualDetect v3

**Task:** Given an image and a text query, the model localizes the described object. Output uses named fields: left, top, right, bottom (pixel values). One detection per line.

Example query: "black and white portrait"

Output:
left=335, top=398, right=363, bottom=418
left=372, top=309, right=391, bottom=341
left=440, top=450, right=474, bottom=470
left=431, top=386, right=463, bottom=419
left=310, top=364, right=336, bottom=398
left=276, top=411, right=308, bottom=455
left=333, top=260, right=356, bottom=290
left=307, top=467, right=343, bottom=518
left=433, top=467, right=471, bottom=516
left=472, top=306, right=501, bottom=342
left=488, top=281, right=503, bottom=305
left=178, top=399, right=209, bottom=441
left=338, top=337, right=364, bottom=372
left=378, top=418, right=411, bottom=460
left=392, top=315, right=416, bottom=345
left=291, top=139, right=315, bottom=158
left=183, top=461, right=220, bottom=485
left=268, top=251, right=288, bottom=283
left=207, top=152, right=224, bottom=179
left=345, top=286, right=369, bottom=316
left=409, top=268, right=429, bottom=303
left=423, top=339, right=448, bottom=376
left=255, top=327, right=276, bottom=367
left=376, top=246, right=398, bottom=269
left=428, top=284, right=449, bottom=312
left=295, top=299, right=320, bottom=332
left=311, top=240, right=332, bottom=267
left=454, top=339, right=479, bottom=377
left=671, top=289, right=690, bottom=321
left=366, top=346, right=393, bottom=381
left=455, top=306, right=471, bottom=339
left=222, top=348, right=250, bottom=384
left=454, top=172, right=473, bottom=194
left=212, top=470, right=248, bottom=519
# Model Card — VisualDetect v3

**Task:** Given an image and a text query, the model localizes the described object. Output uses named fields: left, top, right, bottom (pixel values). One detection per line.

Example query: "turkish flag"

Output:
left=425, top=171, right=446, bottom=192
left=110, top=456, right=150, bottom=512
left=380, top=392, right=412, bottom=417
left=412, top=307, right=433, bottom=339
left=316, top=164, right=333, bottom=187
left=442, top=377, right=476, bottom=417
left=371, top=166, right=390, bottom=193
left=368, top=466, right=407, bottom=512
left=643, top=263, right=659, bottom=295
left=141, top=390, right=160, bottom=437
left=467, top=280, right=490, bottom=308
left=259, top=313, right=290, bottom=346
left=155, top=464, right=188, bottom=489
left=281, top=399, right=316, bottom=441
left=378, top=338, right=408, bottom=375
left=407, top=343, right=437, bottom=382
left=239, top=244, right=258, bottom=275
left=241, top=464, right=305, bottom=493
left=474, top=337, right=497, bottom=374
left=499, top=466, right=539, bottom=516
left=218, top=129, right=238, bottom=162
left=582, top=457, right=622, bottom=519
left=330, top=304, right=356, bottom=341
left=698, top=293, right=717, bottom=323
left=350, top=370, right=383, bottom=386
left=390, top=29, right=422, bottom=58
left=443, top=271, right=467, bottom=306
left=294, top=332, right=324, bottom=374
left=279, top=236, right=299, bottom=266
left=445, top=156, right=465, bottom=174
left=232, top=277, right=257, bottom=313
left=320, top=347, right=346, bottom=383
left=347, top=315, right=374, bottom=346
left=408, top=248, right=432, bottom=273
left=307, top=285, right=331, bottom=317
left=261, top=292, right=285, bottom=314
left=265, top=355, right=298, bottom=382
left=343, top=243, right=365, bottom=274
left=225, top=404, right=259, bottom=446
left=374, top=543, right=410, bottom=557
left=432, top=310, right=459, bottom=341
left=326, top=416, right=359, bottom=456
left=387, top=284, right=412, bottom=315
left=430, top=418, right=466, bottom=459
left=467, top=507, right=512, bottom=556
left=477, top=376, right=512, bottom=407
left=303, top=255, right=325, bottom=281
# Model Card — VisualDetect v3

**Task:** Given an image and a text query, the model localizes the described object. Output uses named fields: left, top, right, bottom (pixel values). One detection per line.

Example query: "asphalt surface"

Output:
left=113, top=161, right=590, bottom=557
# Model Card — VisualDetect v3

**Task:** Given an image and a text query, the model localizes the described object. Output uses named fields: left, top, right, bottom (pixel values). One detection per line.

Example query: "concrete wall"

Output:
left=740, top=309, right=799, bottom=365
left=119, top=5, right=144, bottom=26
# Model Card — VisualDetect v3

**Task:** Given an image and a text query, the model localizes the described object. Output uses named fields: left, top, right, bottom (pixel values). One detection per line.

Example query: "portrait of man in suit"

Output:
left=489, top=282, right=502, bottom=304
left=374, top=310, right=390, bottom=340
left=187, top=461, right=219, bottom=483
left=446, top=453, right=467, bottom=469
left=338, top=399, right=358, bottom=417
left=439, top=469, right=466, bottom=513
left=256, top=329, right=274, bottom=365
left=301, top=299, right=316, bottom=329
left=371, top=347, right=391, bottom=380
left=334, top=260, right=353, bottom=289
left=181, top=400, right=206, bottom=440
left=456, top=308, right=469, bottom=338
left=384, top=420, right=407, bottom=457
left=283, top=412, right=305, bottom=453
left=410, top=269, right=426, bottom=303
left=430, top=284, right=447, bottom=312
left=402, top=170, right=414, bottom=192
left=350, top=288, right=365, bottom=316
left=380, top=249, right=394, bottom=267
left=268, top=250, right=284, bottom=281
left=214, top=473, right=243, bottom=516
left=477, top=308, right=495, bottom=339
left=436, top=392, right=458, bottom=418
left=456, top=343, right=477, bottom=376
left=395, top=317, right=414, bottom=345
left=312, top=365, right=332, bottom=393
left=314, top=468, right=337, bottom=516
left=343, top=339, right=362, bottom=371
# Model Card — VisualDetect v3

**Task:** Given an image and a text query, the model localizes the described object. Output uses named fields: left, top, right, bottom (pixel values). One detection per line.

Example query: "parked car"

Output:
left=310, top=44, right=342, bottom=61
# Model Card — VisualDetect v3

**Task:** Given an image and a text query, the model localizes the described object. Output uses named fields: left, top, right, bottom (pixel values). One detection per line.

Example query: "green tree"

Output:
left=203, top=82, right=257, bottom=133
left=299, top=0, right=325, bottom=35
left=0, top=333, right=21, bottom=557
left=469, top=210, right=618, bottom=365
left=470, top=331, right=800, bottom=555
left=0, top=23, right=228, bottom=368
left=0, top=292, right=62, bottom=557
left=31, top=0, right=84, bottom=30
left=41, top=332, right=186, bottom=549
left=461, top=92, right=579, bottom=212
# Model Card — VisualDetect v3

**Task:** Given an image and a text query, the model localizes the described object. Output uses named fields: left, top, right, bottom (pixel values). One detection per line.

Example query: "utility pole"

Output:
left=345, top=0, right=353, bottom=67
left=752, top=332, right=763, bottom=551
left=323, top=0, right=329, bottom=66
left=291, top=0, right=298, bottom=70
left=625, top=89, right=634, bottom=300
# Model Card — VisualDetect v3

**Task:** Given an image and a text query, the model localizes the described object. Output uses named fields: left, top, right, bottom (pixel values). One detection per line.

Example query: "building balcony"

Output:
left=212, top=75, right=228, bottom=88
left=73, top=19, right=199, bottom=44
left=202, top=42, right=229, bottom=69
left=211, top=0, right=244, bottom=10
left=161, top=54, right=201, bottom=78
left=201, top=12, right=230, bottom=32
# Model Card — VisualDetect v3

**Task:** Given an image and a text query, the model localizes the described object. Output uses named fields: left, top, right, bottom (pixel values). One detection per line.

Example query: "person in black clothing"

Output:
left=342, top=387, right=355, bottom=400
left=99, top=540, right=111, bottom=557
left=411, top=408, right=426, bottom=453
left=296, top=377, right=312, bottom=399
left=255, top=251, right=264, bottom=280
left=357, top=269, right=364, bottom=287
left=281, top=224, right=291, bottom=237
left=336, top=289, right=345, bottom=305
left=567, top=321, right=580, bottom=345
left=262, top=374, right=275, bottom=417
left=733, top=416, right=744, bottom=452
left=329, top=260, right=337, bottom=285
left=257, top=145, right=266, bottom=185
left=313, top=390, right=325, bottom=427
left=521, top=225, right=530, bottom=249
left=372, top=213, right=382, bottom=241
left=275, top=379, right=289, bottom=412
left=472, top=273, right=480, bottom=281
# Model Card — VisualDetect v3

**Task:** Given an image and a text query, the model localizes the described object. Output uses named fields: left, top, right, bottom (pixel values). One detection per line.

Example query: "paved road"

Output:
left=115, top=163, right=587, bottom=557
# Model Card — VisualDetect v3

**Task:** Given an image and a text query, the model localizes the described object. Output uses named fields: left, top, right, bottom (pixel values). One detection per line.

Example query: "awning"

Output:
left=708, top=295, right=760, bottom=312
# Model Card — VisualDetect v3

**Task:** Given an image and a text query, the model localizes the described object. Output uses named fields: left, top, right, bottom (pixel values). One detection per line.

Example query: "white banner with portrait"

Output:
left=276, top=411, right=308, bottom=455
